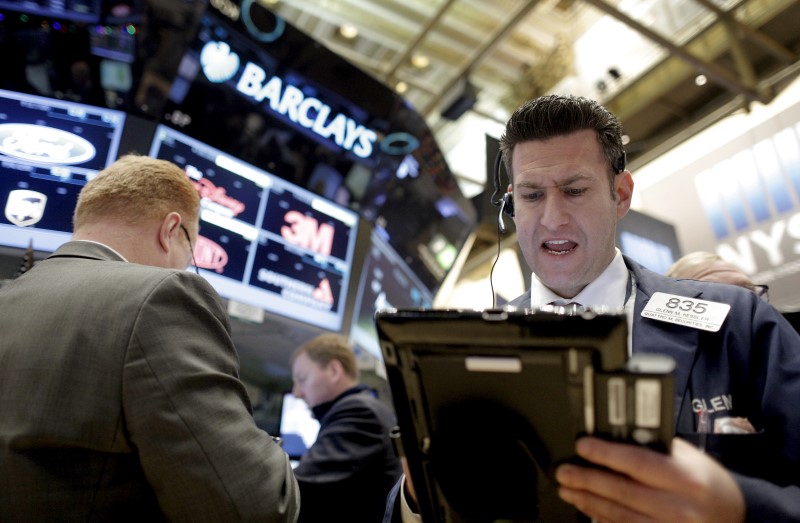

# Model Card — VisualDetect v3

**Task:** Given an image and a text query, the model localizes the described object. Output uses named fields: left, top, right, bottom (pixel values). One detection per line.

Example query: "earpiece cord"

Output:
left=490, top=216, right=502, bottom=308
left=489, top=149, right=504, bottom=205
left=490, top=149, right=505, bottom=308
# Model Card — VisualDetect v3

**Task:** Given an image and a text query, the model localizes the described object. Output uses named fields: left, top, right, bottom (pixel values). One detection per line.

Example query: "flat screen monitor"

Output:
left=0, top=88, right=126, bottom=252
left=278, top=392, right=320, bottom=460
left=350, top=228, right=433, bottom=358
left=160, top=6, right=474, bottom=292
left=148, top=124, right=360, bottom=331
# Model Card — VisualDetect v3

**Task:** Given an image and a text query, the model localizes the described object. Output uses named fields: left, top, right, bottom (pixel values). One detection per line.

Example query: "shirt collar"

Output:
left=71, top=240, right=128, bottom=262
left=529, top=248, right=628, bottom=308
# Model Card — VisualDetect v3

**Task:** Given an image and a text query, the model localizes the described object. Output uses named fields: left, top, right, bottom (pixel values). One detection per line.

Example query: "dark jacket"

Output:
left=509, top=256, right=800, bottom=521
left=295, top=385, right=402, bottom=522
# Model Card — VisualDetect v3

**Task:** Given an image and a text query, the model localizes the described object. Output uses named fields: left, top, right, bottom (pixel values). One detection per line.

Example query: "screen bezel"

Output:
left=148, top=123, right=360, bottom=331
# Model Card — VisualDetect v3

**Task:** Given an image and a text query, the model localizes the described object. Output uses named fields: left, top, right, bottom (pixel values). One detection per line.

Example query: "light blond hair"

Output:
left=291, top=333, right=359, bottom=381
left=666, top=251, right=722, bottom=279
left=73, top=154, right=199, bottom=231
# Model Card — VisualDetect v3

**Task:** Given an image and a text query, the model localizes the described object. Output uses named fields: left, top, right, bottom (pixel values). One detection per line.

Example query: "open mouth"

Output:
left=543, top=239, right=577, bottom=255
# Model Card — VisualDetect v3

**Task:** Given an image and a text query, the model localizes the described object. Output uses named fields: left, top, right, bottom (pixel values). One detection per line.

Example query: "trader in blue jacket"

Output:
left=386, top=94, right=800, bottom=522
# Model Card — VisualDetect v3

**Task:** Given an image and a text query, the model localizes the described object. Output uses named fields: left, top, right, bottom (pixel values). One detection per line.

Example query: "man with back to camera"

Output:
left=291, top=333, right=402, bottom=522
left=0, top=155, right=300, bottom=522
left=386, top=95, right=800, bottom=522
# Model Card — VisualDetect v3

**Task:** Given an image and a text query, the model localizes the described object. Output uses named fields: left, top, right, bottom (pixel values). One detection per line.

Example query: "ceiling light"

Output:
left=695, top=74, right=707, bottom=86
left=410, top=53, right=429, bottom=69
left=621, top=134, right=631, bottom=145
left=395, top=81, right=408, bottom=94
left=338, top=24, right=358, bottom=39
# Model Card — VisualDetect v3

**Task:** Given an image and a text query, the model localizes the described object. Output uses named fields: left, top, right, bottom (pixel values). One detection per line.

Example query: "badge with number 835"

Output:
left=641, top=292, right=730, bottom=332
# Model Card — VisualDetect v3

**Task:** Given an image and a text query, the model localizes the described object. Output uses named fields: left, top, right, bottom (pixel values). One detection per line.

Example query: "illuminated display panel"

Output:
left=0, top=88, right=126, bottom=252
left=350, top=228, right=434, bottom=358
left=160, top=8, right=475, bottom=292
left=148, top=124, right=359, bottom=331
left=0, top=1, right=102, bottom=23
left=278, top=391, right=320, bottom=460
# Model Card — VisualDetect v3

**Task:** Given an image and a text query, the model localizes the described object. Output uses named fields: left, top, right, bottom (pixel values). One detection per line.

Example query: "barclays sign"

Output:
left=199, top=41, right=378, bottom=159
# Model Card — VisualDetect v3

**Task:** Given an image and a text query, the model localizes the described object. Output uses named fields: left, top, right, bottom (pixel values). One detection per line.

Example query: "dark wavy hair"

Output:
left=499, top=94, right=625, bottom=197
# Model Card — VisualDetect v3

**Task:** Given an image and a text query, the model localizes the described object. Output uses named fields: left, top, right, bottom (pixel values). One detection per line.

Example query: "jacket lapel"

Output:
left=626, top=258, right=704, bottom=426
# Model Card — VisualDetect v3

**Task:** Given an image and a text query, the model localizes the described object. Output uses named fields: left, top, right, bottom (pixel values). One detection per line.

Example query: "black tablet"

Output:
left=376, top=307, right=674, bottom=523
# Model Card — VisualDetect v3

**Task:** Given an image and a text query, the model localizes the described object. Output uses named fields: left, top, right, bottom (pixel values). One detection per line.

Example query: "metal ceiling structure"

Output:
left=263, top=0, right=800, bottom=265
left=266, top=0, right=800, bottom=172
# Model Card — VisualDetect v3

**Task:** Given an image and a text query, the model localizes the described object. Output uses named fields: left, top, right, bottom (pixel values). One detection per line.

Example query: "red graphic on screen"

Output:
left=194, top=235, right=229, bottom=273
left=312, top=277, right=334, bottom=305
left=191, top=178, right=246, bottom=216
left=280, top=210, right=334, bottom=256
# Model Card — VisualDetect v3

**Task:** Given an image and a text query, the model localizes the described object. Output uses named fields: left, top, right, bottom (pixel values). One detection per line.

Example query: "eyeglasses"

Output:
left=751, top=284, right=769, bottom=302
left=180, top=224, right=200, bottom=275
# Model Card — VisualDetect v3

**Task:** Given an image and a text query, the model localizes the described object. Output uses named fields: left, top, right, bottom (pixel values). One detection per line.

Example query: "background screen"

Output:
left=278, top=392, right=320, bottom=460
left=0, top=88, right=126, bottom=252
left=149, top=124, right=360, bottom=331
left=350, top=228, right=434, bottom=358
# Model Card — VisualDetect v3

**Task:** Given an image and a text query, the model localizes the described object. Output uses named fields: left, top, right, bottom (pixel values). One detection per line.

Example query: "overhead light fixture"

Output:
left=621, top=134, right=631, bottom=145
left=410, top=53, right=429, bottom=69
left=440, top=77, right=477, bottom=121
left=695, top=74, right=707, bottom=86
left=395, top=81, right=408, bottom=94
left=338, top=24, right=358, bottom=40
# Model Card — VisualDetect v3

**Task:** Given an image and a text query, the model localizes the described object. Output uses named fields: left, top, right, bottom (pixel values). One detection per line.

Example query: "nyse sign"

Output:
left=693, top=123, right=800, bottom=285
left=635, top=96, right=800, bottom=308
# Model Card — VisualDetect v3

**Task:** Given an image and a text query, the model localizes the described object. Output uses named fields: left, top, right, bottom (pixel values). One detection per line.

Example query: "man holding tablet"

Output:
left=386, top=95, right=800, bottom=522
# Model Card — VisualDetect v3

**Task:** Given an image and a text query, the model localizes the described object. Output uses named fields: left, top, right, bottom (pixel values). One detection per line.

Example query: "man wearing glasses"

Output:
left=667, top=251, right=770, bottom=301
left=0, top=155, right=299, bottom=522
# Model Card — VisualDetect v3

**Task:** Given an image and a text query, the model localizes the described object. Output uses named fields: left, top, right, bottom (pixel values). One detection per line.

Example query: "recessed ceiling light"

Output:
left=695, top=74, right=707, bottom=86
left=395, top=81, right=408, bottom=94
left=621, top=134, right=631, bottom=145
left=338, top=24, right=358, bottom=39
left=410, top=53, right=429, bottom=69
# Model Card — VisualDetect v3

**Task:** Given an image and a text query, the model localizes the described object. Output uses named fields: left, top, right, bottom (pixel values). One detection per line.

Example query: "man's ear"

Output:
left=615, top=171, right=634, bottom=219
left=158, top=211, right=183, bottom=253
left=326, top=359, right=346, bottom=382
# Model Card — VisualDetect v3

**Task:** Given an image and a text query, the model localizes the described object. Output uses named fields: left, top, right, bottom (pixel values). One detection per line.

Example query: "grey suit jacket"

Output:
left=0, top=241, right=299, bottom=522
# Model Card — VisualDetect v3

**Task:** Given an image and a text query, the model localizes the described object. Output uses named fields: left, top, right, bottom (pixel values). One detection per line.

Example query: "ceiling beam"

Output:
left=421, top=0, right=544, bottom=118
left=692, top=0, right=796, bottom=64
left=382, top=0, right=460, bottom=84
left=579, top=0, right=770, bottom=104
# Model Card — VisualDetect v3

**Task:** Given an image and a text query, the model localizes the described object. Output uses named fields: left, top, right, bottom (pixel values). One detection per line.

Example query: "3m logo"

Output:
left=695, top=124, right=800, bottom=239
left=280, top=210, right=334, bottom=256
